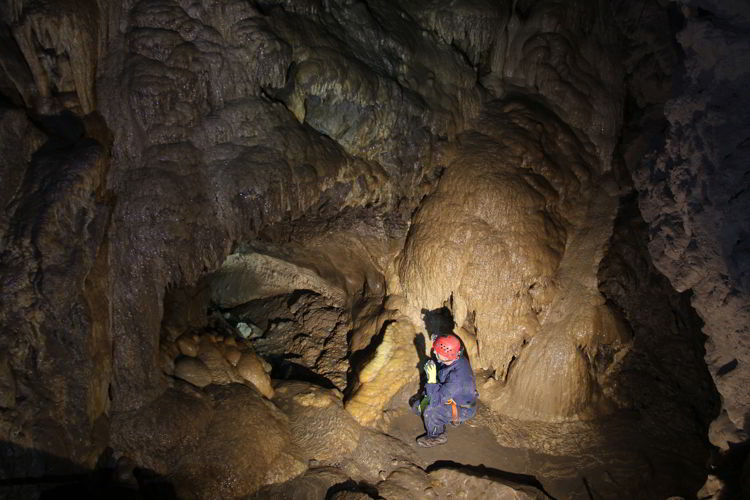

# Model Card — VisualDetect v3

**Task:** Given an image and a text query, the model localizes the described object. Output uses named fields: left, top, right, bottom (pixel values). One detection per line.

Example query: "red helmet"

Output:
left=433, top=335, right=461, bottom=360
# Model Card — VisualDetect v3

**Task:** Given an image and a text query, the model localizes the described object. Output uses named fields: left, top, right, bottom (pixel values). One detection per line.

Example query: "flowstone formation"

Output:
left=0, top=0, right=746, bottom=498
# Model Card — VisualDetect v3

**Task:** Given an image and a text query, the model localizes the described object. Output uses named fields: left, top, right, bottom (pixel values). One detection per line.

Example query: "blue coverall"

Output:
left=413, top=355, right=478, bottom=437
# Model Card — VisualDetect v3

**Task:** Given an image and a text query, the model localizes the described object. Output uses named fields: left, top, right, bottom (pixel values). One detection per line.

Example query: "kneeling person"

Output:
left=414, top=334, right=477, bottom=447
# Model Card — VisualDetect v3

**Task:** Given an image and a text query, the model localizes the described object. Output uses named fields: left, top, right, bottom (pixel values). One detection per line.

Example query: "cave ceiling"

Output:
left=0, top=0, right=749, bottom=498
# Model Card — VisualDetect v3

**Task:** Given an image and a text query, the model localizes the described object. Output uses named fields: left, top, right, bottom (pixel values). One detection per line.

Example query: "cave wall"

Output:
left=0, top=0, right=481, bottom=475
left=615, top=0, right=750, bottom=446
left=0, top=0, right=746, bottom=494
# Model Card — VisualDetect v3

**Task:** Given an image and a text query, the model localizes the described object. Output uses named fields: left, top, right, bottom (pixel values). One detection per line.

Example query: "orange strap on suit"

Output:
left=445, top=399, right=459, bottom=425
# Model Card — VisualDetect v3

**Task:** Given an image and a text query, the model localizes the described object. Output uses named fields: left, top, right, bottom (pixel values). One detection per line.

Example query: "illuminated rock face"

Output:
left=346, top=319, right=421, bottom=427
left=394, top=100, right=632, bottom=421
left=0, top=0, right=745, bottom=497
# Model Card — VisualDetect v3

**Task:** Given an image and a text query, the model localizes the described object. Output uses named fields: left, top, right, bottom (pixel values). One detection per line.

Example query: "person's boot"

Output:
left=416, top=434, right=448, bottom=447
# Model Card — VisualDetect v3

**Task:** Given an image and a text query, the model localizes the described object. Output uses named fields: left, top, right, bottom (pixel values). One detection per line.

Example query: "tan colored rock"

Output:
left=9, top=0, right=103, bottom=113
left=223, top=346, right=242, bottom=367
left=293, top=390, right=336, bottom=409
left=393, top=101, right=625, bottom=421
left=430, top=467, right=546, bottom=499
left=376, top=464, right=434, bottom=499
left=237, top=352, right=274, bottom=399
left=172, top=384, right=296, bottom=499
left=176, top=333, right=199, bottom=357
left=490, top=303, right=631, bottom=421
left=697, top=474, right=724, bottom=500
left=198, top=339, right=243, bottom=385
left=346, top=319, right=420, bottom=427
left=262, top=450, right=308, bottom=486
left=454, top=325, right=479, bottom=363
left=261, top=358, right=273, bottom=374
left=110, top=387, right=213, bottom=474
left=251, top=467, right=351, bottom=499
left=159, top=343, right=178, bottom=375
left=211, top=252, right=347, bottom=308
left=232, top=289, right=351, bottom=390
left=173, top=357, right=212, bottom=388
left=709, top=410, right=749, bottom=452
left=274, top=382, right=361, bottom=463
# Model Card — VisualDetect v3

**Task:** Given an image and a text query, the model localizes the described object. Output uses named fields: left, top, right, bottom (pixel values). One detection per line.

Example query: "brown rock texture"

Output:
left=273, top=381, right=361, bottom=462
left=0, top=0, right=747, bottom=497
left=169, top=384, right=300, bottom=499
left=631, top=1, right=750, bottom=443
left=110, top=385, right=212, bottom=474
left=429, top=467, right=546, bottom=499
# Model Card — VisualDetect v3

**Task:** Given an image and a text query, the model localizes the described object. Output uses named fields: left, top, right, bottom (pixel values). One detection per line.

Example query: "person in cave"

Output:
left=411, top=333, right=478, bottom=447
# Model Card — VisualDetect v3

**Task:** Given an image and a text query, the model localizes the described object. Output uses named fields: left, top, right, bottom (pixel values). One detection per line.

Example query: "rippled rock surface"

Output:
left=0, top=0, right=747, bottom=498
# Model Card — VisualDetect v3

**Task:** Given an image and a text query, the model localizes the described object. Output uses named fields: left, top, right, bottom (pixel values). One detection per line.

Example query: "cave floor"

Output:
left=386, top=402, right=707, bottom=500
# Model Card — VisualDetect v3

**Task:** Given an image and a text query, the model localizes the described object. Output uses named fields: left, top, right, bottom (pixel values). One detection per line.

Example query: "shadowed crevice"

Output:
left=267, top=355, right=337, bottom=390
left=325, top=479, right=379, bottom=499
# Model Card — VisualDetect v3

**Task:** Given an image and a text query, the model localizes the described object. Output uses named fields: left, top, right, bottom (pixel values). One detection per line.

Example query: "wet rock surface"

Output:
left=1, top=0, right=748, bottom=498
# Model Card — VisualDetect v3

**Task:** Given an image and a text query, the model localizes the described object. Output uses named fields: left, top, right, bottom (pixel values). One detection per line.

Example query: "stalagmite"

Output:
left=0, top=0, right=745, bottom=498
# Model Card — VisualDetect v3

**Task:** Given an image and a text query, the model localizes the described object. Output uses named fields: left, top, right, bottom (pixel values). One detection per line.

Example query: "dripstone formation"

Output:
left=0, top=0, right=747, bottom=498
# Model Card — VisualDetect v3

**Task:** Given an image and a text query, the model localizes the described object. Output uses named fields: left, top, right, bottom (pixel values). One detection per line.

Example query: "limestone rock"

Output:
left=697, top=474, right=724, bottom=500
left=0, top=109, right=46, bottom=235
left=346, top=319, right=420, bottom=427
left=250, top=467, right=352, bottom=499
left=197, top=338, right=243, bottom=385
left=268, top=1, right=481, bottom=173
left=708, top=411, right=748, bottom=450
left=339, top=428, right=421, bottom=485
left=212, top=252, right=347, bottom=308
left=176, top=333, right=200, bottom=357
left=274, top=381, right=361, bottom=462
left=0, top=1, right=744, bottom=495
left=236, top=321, right=263, bottom=339
left=173, top=357, right=212, bottom=389
left=0, top=353, right=16, bottom=409
left=376, top=464, right=434, bottom=499
left=403, top=0, right=623, bottom=165
left=262, top=450, right=308, bottom=486
left=626, top=0, right=750, bottom=441
left=230, top=289, right=351, bottom=390
left=236, top=351, right=274, bottom=399
left=6, top=0, right=104, bottom=113
left=104, top=6, right=390, bottom=410
left=429, top=467, right=547, bottom=499
left=223, top=346, right=242, bottom=366
left=0, top=108, right=111, bottom=474
left=171, top=384, right=297, bottom=499
left=395, top=100, right=623, bottom=421
left=110, top=386, right=213, bottom=474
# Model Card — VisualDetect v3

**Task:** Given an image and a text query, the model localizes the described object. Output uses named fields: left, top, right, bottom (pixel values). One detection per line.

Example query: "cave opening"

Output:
left=1, top=0, right=749, bottom=499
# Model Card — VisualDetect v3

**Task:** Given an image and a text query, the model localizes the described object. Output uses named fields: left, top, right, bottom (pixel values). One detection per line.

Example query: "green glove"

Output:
left=418, top=395, right=430, bottom=414
left=424, top=359, right=437, bottom=384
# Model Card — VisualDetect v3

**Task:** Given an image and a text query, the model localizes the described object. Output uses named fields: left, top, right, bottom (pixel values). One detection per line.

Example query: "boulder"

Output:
left=171, top=384, right=302, bottom=499
left=176, top=333, right=200, bottom=357
left=173, top=357, right=212, bottom=388
left=110, top=386, right=212, bottom=473
left=274, top=381, right=360, bottom=462
left=236, top=351, right=274, bottom=398
left=429, top=467, right=546, bottom=499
